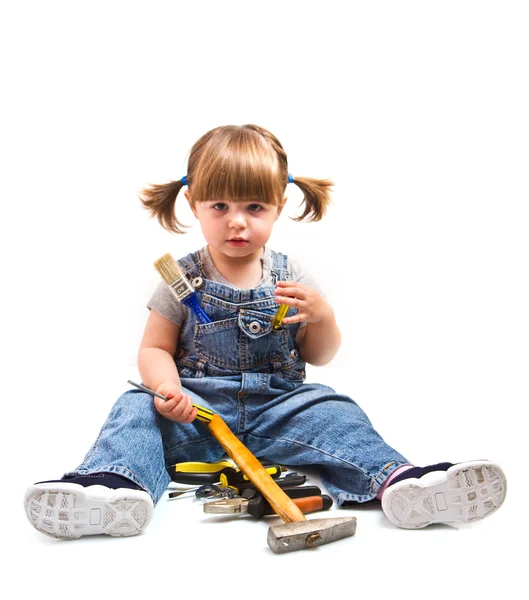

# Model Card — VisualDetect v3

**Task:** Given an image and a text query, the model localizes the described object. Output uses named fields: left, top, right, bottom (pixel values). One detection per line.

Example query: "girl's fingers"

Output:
left=158, top=392, right=185, bottom=412
left=283, top=313, right=308, bottom=324
left=276, top=280, right=304, bottom=289
left=274, top=286, right=305, bottom=299
left=154, top=392, right=196, bottom=423
left=170, top=395, right=187, bottom=417
left=275, top=296, right=294, bottom=308
left=172, top=394, right=194, bottom=418
left=180, top=405, right=197, bottom=424
left=156, top=395, right=178, bottom=412
left=275, top=294, right=304, bottom=309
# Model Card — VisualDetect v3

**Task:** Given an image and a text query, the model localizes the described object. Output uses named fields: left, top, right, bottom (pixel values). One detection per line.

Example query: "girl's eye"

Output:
left=213, top=203, right=228, bottom=211
left=247, top=204, right=264, bottom=212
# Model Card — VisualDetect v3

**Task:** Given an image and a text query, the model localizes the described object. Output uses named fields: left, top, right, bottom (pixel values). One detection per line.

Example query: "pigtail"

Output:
left=290, top=176, right=334, bottom=222
left=139, top=180, right=189, bottom=234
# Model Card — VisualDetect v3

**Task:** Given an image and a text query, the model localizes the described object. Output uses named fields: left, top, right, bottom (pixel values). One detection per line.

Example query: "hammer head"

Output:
left=267, top=517, right=357, bottom=554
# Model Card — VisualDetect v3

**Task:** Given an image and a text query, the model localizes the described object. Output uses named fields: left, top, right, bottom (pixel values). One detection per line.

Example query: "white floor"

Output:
left=13, top=465, right=521, bottom=599
left=3, top=3, right=528, bottom=597
left=10, top=366, right=524, bottom=599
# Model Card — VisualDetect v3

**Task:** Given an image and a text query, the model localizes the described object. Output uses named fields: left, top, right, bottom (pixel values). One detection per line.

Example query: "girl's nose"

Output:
left=229, top=210, right=247, bottom=229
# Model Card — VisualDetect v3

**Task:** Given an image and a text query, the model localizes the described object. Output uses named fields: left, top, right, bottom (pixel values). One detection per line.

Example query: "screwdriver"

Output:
left=272, top=304, right=290, bottom=330
left=128, top=380, right=214, bottom=423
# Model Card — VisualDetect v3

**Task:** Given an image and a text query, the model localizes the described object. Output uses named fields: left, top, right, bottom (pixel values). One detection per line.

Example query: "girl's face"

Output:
left=185, top=191, right=284, bottom=259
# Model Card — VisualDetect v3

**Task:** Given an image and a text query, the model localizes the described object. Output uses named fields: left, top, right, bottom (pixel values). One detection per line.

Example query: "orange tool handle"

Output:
left=293, top=495, right=333, bottom=514
left=207, top=414, right=306, bottom=523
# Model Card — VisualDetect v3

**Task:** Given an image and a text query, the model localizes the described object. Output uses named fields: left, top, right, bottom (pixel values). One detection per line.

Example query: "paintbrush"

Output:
left=154, top=253, right=212, bottom=324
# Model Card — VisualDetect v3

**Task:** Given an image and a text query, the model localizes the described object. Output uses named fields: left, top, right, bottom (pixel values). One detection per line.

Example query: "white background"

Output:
left=1, top=1, right=527, bottom=597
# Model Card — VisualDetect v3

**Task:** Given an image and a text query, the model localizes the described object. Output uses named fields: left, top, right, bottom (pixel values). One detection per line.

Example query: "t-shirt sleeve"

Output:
left=287, top=256, right=326, bottom=299
left=146, top=281, right=189, bottom=327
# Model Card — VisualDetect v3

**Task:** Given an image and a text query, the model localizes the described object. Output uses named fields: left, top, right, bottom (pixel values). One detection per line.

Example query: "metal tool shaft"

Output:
left=127, top=380, right=214, bottom=423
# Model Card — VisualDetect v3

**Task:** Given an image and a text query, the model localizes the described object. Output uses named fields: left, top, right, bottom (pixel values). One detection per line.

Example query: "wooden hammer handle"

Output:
left=207, top=414, right=306, bottom=524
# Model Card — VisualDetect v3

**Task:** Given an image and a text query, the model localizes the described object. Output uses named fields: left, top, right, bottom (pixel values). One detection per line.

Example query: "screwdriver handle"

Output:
left=237, top=473, right=306, bottom=493
left=272, top=304, right=290, bottom=330
left=275, top=474, right=306, bottom=488
left=169, top=468, right=237, bottom=485
left=282, top=485, right=322, bottom=499
left=248, top=494, right=333, bottom=519
left=293, top=495, right=333, bottom=514
left=242, top=485, right=322, bottom=500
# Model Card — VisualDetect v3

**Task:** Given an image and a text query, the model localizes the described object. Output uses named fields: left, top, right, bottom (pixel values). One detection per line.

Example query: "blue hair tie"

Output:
left=180, top=176, right=188, bottom=186
left=288, top=174, right=294, bottom=184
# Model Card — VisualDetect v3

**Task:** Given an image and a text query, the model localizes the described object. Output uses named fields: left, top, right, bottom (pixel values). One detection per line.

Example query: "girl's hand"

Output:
left=153, top=381, right=197, bottom=423
left=274, top=281, right=333, bottom=325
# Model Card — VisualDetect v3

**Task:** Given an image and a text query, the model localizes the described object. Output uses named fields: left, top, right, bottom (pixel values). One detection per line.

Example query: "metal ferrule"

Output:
left=169, top=275, right=195, bottom=302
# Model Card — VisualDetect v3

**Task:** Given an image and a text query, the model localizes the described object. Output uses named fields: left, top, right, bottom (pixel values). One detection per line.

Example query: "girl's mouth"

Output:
left=228, top=239, right=249, bottom=247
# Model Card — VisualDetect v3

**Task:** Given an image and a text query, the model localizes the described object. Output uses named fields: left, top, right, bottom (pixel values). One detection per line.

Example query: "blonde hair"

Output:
left=139, top=124, right=333, bottom=234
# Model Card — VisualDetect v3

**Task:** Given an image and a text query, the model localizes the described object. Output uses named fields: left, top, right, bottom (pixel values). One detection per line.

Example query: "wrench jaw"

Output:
left=203, top=498, right=246, bottom=514
left=267, top=517, right=357, bottom=554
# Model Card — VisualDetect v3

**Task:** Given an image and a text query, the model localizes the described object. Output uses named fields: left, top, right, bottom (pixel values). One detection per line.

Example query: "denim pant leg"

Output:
left=242, top=380, right=409, bottom=504
left=68, top=388, right=225, bottom=504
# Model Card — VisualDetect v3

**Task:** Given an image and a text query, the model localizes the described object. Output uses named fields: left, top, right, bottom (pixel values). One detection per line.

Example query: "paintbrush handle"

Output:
left=182, top=294, right=212, bottom=324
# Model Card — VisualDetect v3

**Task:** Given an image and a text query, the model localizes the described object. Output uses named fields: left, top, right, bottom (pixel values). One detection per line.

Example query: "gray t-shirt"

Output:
left=147, top=246, right=322, bottom=328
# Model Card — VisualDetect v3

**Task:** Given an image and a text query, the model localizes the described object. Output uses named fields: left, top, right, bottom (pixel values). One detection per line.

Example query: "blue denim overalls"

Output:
left=72, top=250, right=408, bottom=505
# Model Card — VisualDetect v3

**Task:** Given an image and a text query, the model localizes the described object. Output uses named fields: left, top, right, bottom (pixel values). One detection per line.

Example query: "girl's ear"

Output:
left=185, top=190, right=198, bottom=218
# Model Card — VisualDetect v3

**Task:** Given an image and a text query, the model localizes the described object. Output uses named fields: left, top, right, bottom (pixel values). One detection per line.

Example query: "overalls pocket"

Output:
left=194, top=318, right=240, bottom=370
left=238, top=309, right=289, bottom=369
left=193, top=309, right=289, bottom=370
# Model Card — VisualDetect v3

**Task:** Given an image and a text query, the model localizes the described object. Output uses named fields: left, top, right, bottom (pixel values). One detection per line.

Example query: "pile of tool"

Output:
left=129, top=380, right=356, bottom=554
left=168, top=460, right=356, bottom=553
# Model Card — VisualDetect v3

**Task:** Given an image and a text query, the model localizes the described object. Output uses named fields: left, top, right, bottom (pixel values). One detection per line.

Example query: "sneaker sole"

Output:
left=381, top=460, right=507, bottom=529
left=24, top=482, right=154, bottom=539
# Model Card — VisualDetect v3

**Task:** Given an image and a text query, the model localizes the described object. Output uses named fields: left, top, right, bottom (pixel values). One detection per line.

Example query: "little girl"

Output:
left=24, top=124, right=506, bottom=539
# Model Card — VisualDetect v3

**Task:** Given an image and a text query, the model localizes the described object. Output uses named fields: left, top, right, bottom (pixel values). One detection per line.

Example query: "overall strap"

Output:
left=177, top=251, right=206, bottom=282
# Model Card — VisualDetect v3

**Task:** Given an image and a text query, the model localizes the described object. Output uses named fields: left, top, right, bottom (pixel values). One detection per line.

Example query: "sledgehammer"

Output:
left=205, top=413, right=357, bottom=553
left=128, top=380, right=357, bottom=553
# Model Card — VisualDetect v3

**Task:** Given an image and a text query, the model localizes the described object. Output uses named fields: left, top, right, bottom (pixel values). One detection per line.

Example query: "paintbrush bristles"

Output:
left=153, top=253, right=183, bottom=285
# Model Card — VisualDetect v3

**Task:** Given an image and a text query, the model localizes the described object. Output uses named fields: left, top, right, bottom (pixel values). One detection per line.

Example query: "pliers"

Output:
left=169, top=472, right=308, bottom=500
left=204, top=485, right=333, bottom=519
left=168, top=460, right=282, bottom=485
left=168, top=460, right=305, bottom=495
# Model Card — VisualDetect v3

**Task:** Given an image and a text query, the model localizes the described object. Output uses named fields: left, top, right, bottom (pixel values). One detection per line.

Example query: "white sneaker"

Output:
left=24, top=482, right=154, bottom=539
left=381, top=460, right=507, bottom=529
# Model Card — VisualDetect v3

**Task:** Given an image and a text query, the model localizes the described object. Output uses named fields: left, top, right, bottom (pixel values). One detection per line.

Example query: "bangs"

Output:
left=189, top=126, right=287, bottom=205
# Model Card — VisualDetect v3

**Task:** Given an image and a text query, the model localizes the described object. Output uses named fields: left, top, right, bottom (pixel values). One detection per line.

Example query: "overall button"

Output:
left=191, top=276, right=203, bottom=289
left=248, top=321, right=262, bottom=334
left=290, top=349, right=300, bottom=360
